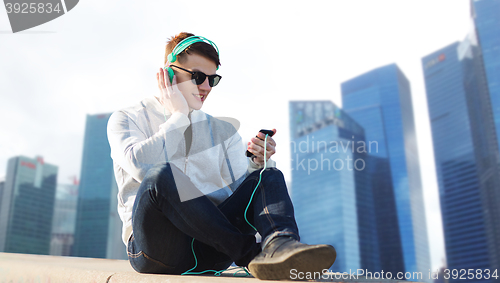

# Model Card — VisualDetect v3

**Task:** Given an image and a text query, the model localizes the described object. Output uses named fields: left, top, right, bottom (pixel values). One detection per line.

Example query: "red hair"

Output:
left=164, top=32, right=220, bottom=68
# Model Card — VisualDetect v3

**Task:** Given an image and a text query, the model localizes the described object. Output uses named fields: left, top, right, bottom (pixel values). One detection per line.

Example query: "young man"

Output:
left=107, top=32, right=336, bottom=280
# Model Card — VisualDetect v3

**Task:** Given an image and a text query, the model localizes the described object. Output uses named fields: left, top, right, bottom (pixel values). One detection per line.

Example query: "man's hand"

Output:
left=247, top=129, right=277, bottom=166
left=156, top=67, right=189, bottom=116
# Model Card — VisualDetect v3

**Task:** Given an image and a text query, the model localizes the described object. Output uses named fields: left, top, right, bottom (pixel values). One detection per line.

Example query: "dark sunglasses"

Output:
left=170, top=65, right=222, bottom=87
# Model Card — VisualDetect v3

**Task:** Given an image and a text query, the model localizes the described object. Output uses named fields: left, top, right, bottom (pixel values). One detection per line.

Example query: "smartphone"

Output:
left=246, top=129, right=275, bottom=157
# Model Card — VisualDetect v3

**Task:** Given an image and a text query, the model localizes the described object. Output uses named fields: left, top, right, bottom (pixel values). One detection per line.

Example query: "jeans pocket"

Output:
left=127, top=235, right=143, bottom=271
left=127, top=234, right=177, bottom=274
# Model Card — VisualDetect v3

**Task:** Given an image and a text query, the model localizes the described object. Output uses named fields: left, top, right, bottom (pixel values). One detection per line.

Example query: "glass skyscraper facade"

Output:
left=50, top=182, right=78, bottom=256
left=472, top=0, right=500, bottom=152
left=289, top=101, right=380, bottom=272
left=341, top=64, right=430, bottom=275
left=423, top=42, right=491, bottom=282
left=470, top=0, right=500, bottom=273
left=460, top=29, right=500, bottom=276
left=0, top=156, right=58, bottom=255
left=0, top=178, right=4, bottom=213
left=73, top=113, right=126, bottom=259
left=422, top=1, right=500, bottom=279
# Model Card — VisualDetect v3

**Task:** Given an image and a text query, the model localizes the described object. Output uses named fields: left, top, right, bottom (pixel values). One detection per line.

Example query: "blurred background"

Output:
left=0, top=0, right=499, bottom=282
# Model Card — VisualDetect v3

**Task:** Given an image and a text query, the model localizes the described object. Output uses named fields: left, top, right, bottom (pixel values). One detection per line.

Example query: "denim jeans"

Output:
left=127, top=162, right=299, bottom=274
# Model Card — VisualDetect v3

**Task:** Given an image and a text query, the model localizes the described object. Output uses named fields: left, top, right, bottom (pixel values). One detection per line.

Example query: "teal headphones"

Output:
left=165, top=35, right=220, bottom=83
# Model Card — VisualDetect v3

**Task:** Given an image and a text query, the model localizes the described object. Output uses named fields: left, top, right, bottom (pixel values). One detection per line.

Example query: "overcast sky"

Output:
left=0, top=0, right=471, bottom=270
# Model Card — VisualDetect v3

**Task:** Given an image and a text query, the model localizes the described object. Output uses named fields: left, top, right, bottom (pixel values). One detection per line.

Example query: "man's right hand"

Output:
left=156, top=67, right=189, bottom=116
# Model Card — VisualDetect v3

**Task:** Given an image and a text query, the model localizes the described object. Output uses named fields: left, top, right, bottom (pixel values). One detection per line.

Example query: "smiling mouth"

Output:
left=193, top=93, right=207, bottom=102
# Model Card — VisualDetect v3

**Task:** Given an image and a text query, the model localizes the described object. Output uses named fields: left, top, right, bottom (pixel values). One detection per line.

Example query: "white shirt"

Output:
left=107, top=96, right=275, bottom=246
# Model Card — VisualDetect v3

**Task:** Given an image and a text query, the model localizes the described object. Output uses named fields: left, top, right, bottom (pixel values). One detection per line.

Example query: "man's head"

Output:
left=164, top=32, right=221, bottom=111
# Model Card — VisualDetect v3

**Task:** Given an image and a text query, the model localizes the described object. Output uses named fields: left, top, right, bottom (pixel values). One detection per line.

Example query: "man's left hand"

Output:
left=247, top=129, right=277, bottom=166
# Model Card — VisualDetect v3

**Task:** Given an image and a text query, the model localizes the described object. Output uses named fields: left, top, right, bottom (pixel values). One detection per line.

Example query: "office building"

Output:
left=0, top=156, right=57, bottom=255
left=50, top=182, right=79, bottom=256
left=460, top=26, right=500, bottom=275
left=470, top=0, right=500, bottom=272
left=289, top=101, right=379, bottom=272
left=72, top=113, right=126, bottom=259
left=472, top=0, right=500, bottom=152
left=0, top=177, right=4, bottom=213
left=422, top=1, right=500, bottom=278
left=341, top=64, right=430, bottom=275
left=423, top=41, right=491, bottom=281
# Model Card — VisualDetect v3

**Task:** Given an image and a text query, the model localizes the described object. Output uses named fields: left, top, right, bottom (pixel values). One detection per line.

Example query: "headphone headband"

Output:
left=168, top=35, right=220, bottom=70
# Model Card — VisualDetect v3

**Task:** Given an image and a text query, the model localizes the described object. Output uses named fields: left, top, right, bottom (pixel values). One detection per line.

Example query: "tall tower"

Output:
left=0, top=177, right=4, bottom=214
left=341, top=64, right=430, bottom=275
left=289, top=100, right=380, bottom=272
left=469, top=0, right=500, bottom=273
left=472, top=0, right=500, bottom=151
left=422, top=41, right=493, bottom=282
left=73, top=113, right=125, bottom=259
left=50, top=182, right=79, bottom=256
left=0, top=156, right=57, bottom=255
left=423, top=2, right=500, bottom=279
left=460, top=28, right=500, bottom=276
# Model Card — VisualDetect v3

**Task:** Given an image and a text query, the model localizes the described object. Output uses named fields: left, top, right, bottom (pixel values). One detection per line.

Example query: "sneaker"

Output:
left=248, top=236, right=336, bottom=280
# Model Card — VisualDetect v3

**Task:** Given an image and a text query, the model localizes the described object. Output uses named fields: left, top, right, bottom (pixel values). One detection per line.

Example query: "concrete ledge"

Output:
left=0, top=252, right=261, bottom=283
left=0, top=252, right=416, bottom=282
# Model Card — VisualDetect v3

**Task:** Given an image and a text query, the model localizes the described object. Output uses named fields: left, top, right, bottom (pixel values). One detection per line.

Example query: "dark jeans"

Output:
left=127, top=162, right=299, bottom=274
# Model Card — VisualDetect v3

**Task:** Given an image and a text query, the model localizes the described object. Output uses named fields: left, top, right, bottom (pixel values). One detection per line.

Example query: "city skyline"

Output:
left=0, top=0, right=475, bottom=270
left=422, top=0, right=500, bottom=279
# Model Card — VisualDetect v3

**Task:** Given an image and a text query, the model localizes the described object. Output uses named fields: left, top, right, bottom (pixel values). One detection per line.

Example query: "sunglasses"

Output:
left=169, top=65, right=222, bottom=87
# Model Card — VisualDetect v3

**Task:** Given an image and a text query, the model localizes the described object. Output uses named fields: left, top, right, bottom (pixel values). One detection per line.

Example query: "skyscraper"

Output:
left=422, top=41, right=491, bottom=282
left=422, top=1, right=500, bottom=278
left=341, top=64, right=430, bottom=275
left=289, top=100, right=379, bottom=272
left=50, top=182, right=79, bottom=256
left=472, top=0, right=500, bottom=152
left=0, top=177, right=4, bottom=213
left=470, top=0, right=500, bottom=273
left=459, top=25, right=500, bottom=275
left=0, top=156, right=57, bottom=255
left=72, top=113, right=126, bottom=259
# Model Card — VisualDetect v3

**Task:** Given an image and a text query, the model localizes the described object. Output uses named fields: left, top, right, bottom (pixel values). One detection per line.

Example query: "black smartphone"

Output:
left=246, top=129, right=275, bottom=157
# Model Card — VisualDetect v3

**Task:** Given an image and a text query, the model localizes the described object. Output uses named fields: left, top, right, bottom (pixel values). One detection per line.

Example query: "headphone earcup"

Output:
left=167, top=67, right=175, bottom=84
left=167, top=53, right=176, bottom=64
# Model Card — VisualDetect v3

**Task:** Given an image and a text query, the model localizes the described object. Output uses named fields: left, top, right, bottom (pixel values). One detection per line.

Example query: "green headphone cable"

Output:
left=243, top=135, right=268, bottom=232
left=181, top=134, right=269, bottom=276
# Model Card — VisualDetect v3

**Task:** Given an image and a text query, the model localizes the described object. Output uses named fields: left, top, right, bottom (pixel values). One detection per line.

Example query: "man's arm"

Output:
left=107, top=110, right=190, bottom=183
left=248, top=154, right=276, bottom=172
left=220, top=130, right=276, bottom=191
